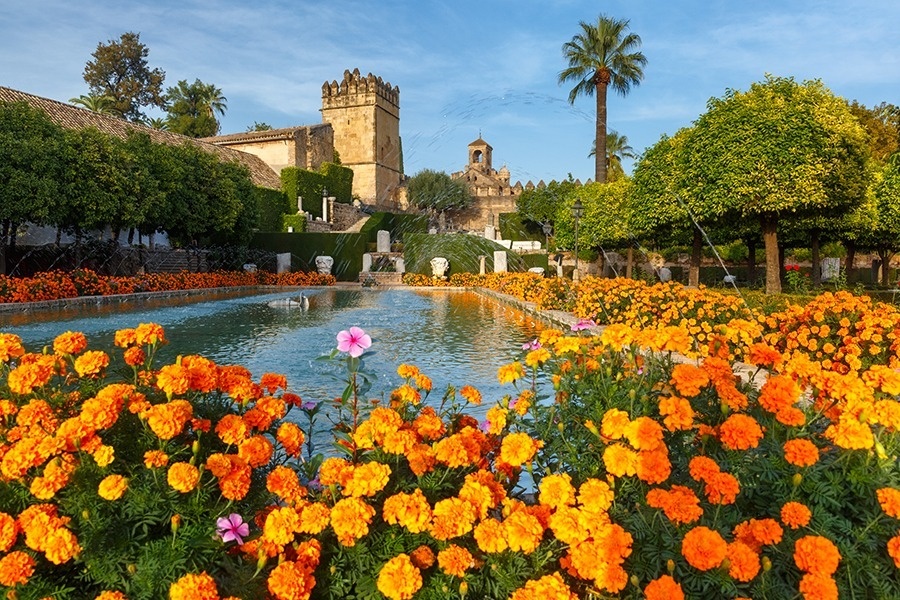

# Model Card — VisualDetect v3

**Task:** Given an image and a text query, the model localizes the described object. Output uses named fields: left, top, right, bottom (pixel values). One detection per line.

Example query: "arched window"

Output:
left=473, top=150, right=483, bottom=163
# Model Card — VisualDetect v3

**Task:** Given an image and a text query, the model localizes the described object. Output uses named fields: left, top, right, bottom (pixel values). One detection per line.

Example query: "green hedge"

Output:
left=250, top=232, right=366, bottom=281
left=281, top=213, right=307, bottom=233
left=254, top=187, right=291, bottom=232
left=499, top=212, right=544, bottom=242
left=357, top=212, right=429, bottom=246
left=320, top=162, right=353, bottom=204
left=402, top=233, right=527, bottom=275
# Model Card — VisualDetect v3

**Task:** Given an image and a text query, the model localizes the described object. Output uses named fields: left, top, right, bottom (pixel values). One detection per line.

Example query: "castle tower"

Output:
left=467, top=137, right=493, bottom=173
left=321, top=69, right=402, bottom=205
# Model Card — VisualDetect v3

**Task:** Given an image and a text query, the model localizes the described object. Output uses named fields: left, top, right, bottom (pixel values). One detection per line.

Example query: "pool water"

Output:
left=4, top=288, right=545, bottom=423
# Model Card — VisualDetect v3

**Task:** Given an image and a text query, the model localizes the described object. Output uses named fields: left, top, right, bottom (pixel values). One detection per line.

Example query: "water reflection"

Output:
left=5, top=289, right=544, bottom=421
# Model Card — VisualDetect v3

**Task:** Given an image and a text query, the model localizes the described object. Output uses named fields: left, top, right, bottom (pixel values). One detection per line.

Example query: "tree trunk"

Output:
left=55, top=228, right=62, bottom=247
left=689, top=228, right=702, bottom=287
left=625, top=247, right=633, bottom=280
left=844, top=241, right=856, bottom=284
left=595, top=72, right=609, bottom=184
left=761, top=214, right=782, bottom=294
left=746, top=238, right=757, bottom=287
left=878, top=249, right=893, bottom=286
left=810, top=230, right=821, bottom=288
left=128, top=228, right=135, bottom=245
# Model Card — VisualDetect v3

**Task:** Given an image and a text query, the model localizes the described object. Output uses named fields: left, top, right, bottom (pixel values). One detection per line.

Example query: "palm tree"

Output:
left=589, top=130, right=637, bottom=182
left=69, top=94, right=117, bottom=115
left=559, top=15, right=646, bottom=183
left=165, top=79, right=227, bottom=137
left=145, top=117, right=169, bottom=131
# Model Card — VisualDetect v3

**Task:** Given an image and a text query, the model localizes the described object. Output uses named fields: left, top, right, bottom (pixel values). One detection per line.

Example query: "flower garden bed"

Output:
left=0, top=272, right=899, bottom=599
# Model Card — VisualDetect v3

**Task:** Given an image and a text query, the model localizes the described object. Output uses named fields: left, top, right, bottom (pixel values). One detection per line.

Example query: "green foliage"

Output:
left=164, top=79, right=227, bottom=138
left=250, top=231, right=367, bottom=280
left=246, top=121, right=273, bottom=132
left=406, top=169, right=472, bottom=212
left=319, top=162, right=354, bottom=204
left=281, top=167, right=327, bottom=219
left=254, top=187, right=291, bottom=232
left=81, top=31, right=166, bottom=122
left=555, top=180, right=633, bottom=251
left=281, top=213, right=307, bottom=233
left=515, top=177, right=578, bottom=227
left=402, top=233, right=526, bottom=274
left=498, top=212, right=543, bottom=242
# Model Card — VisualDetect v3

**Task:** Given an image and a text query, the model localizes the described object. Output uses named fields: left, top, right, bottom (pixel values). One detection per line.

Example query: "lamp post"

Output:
left=571, top=199, right=584, bottom=281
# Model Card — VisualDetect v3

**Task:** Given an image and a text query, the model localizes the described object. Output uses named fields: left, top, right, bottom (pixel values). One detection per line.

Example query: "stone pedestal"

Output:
left=361, top=253, right=373, bottom=272
left=376, top=230, right=391, bottom=253
left=315, top=255, right=334, bottom=275
left=493, top=251, right=507, bottom=273
left=484, top=225, right=496, bottom=240
left=479, top=255, right=487, bottom=275
left=394, top=257, right=405, bottom=273
left=276, top=253, right=291, bottom=274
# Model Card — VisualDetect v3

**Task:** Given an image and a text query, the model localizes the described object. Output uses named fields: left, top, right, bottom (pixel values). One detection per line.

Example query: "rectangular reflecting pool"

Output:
left=3, top=288, right=544, bottom=416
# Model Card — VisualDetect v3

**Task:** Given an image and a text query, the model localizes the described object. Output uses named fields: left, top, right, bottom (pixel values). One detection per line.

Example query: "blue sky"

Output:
left=2, top=0, right=898, bottom=185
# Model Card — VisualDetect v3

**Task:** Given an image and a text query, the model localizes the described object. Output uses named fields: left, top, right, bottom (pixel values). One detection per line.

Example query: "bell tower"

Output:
left=467, top=137, right=493, bottom=173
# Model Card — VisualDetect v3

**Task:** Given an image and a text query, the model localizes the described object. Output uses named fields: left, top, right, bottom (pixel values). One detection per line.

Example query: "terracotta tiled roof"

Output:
left=202, top=124, right=330, bottom=145
left=468, top=137, right=492, bottom=148
left=0, top=86, right=281, bottom=190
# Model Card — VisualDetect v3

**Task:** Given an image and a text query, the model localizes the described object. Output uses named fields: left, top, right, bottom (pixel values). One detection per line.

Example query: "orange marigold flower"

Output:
left=0, top=512, right=18, bottom=553
left=798, top=572, right=838, bottom=600
left=783, top=439, right=820, bottom=467
left=499, top=432, right=542, bottom=467
left=509, top=572, right=578, bottom=600
left=704, top=471, right=740, bottom=505
left=123, top=346, right=145, bottom=367
left=277, top=422, right=305, bottom=457
left=98, top=474, right=128, bottom=501
left=719, top=414, right=764, bottom=451
left=0, top=332, right=26, bottom=362
left=646, top=485, right=703, bottom=525
left=169, top=571, right=218, bottom=600
left=503, top=510, right=544, bottom=554
left=689, top=456, right=720, bottom=482
left=318, top=457, right=354, bottom=487
left=156, top=363, right=191, bottom=397
left=759, top=375, right=800, bottom=415
left=238, top=435, right=274, bottom=468
left=94, top=592, right=127, bottom=600
left=53, top=331, right=87, bottom=355
left=412, top=407, right=445, bottom=441
left=437, top=544, right=474, bottom=578
left=0, top=550, right=35, bottom=587
left=73, top=350, right=109, bottom=377
left=342, top=461, right=391, bottom=498
left=43, top=526, right=81, bottom=564
left=670, top=363, right=710, bottom=397
left=824, top=419, right=874, bottom=450
left=484, top=405, right=508, bottom=436
left=624, top=416, right=665, bottom=451
left=216, top=414, right=249, bottom=445
left=414, top=373, right=432, bottom=392
left=93, top=445, right=115, bottom=467
left=746, top=342, right=783, bottom=368
left=259, top=372, right=287, bottom=394
left=794, top=535, right=841, bottom=575
left=474, top=517, right=508, bottom=553
left=267, top=465, right=306, bottom=505
left=113, top=328, right=137, bottom=348
left=267, top=559, right=316, bottom=600
left=539, top=473, right=576, bottom=509
left=330, top=497, right=376, bottom=546
left=578, top=478, right=614, bottom=514
left=143, top=450, right=169, bottom=469
left=636, top=449, right=672, bottom=485
left=145, top=399, right=193, bottom=440
left=167, top=462, right=200, bottom=494
left=430, top=497, right=477, bottom=541
left=726, top=541, right=760, bottom=582
left=781, top=501, right=812, bottom=529
left=548, top=506, right=590, bottom=545
left=8, top=358, right=56, bottom=394
left=658, top=396, right=694, bottom=431
left=383, top=489, right=432, bottom=533
left=397, top=363, right=420, bottom=379
left=298, top=503, right=330, bottom=535
left=377, top=554, right=422, bottom=600
left=459, top=385, right=482, bottom=405
left=644, top=574, right=684, bottom=600
left=134, top=323, right=166, bottom=346
left=603, top=443, right=638, bottom=478
left=681, top=526, right=727, bottom=571
left=876, top=487, right=900, bottom=519
left=600, top=408, right=630, bottom=440
left=887, top=535, right=900, bottom=568
left=409, top=545, right=435, bottom=569
left=263, top=506, right=302, bottom=546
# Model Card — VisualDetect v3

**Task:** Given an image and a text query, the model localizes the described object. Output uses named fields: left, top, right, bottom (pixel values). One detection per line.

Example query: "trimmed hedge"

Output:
left=281, top=213, right=307, bottom=233
left=402, top=233, right=528, bottom=275
left=358, top=212, right=429, bottom=246
left=499, top=212, right=544, bottom=242
left=320, top=162, right=353, bottom=204
left=254, top=187, right=292, bottom=232
left=281, top=163, right=355, bottom=220
left=250, top=232, right=366, bottom=282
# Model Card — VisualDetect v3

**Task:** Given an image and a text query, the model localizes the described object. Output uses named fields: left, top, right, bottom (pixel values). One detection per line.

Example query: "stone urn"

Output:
left=315, top=255, right=334, bottom=275
left=430, top=257, right=449, bottom=278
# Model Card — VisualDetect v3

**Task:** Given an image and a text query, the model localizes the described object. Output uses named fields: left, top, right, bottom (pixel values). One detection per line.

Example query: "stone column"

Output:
left=376, top=230, right=391, bottom=253
left=484, top=225, right=496, bottom=240
left=362, top=253, right=373, bottom=272
left=493, top=250, right=507, bottom=273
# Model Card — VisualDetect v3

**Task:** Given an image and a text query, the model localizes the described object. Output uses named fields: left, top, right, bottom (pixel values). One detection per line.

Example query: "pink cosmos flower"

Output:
left=336, top=326, right=372, bottom=358
left=522, top=339, right=541, bottom=351
left=571, top=318, right=597, bottom=332
left=216, top=513, right=249, bottom=544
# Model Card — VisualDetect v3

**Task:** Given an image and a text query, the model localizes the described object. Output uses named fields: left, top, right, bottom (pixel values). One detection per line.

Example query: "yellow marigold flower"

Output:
left=525, top=347, right=551, bottom=367
left=98, top=474, right=128, bottom=501
left=430, top=497, right=477, bottom=540
left=497, top=361, right=525, bottom=384
left=74, top=350, right=109, bottom=377
left=383, top=489, right=432, bottom=533
left=143, top=450, right=169, bottom=469
left=167, top=462, right=200, bottom=494
left=330, top=497, right=376, bottom=546
left=474, top=517, right=508, bottom=553
left=503, top=510, right=543, bottom=553
left=484, top=405, right=508, bottom=435
left=539, top=473, right=576, bottom=509
left=0, top=332, right=26, bottom=363
left=603, top=443, right=638, bottom=478
left=824, top=418, right=874, bottom=450
left=318, top=457, right=353, bottom=487
left=53, top=331, right=87, bottom=355
left=578, top=478, right=614, bottom=514
left=93, top=445, right=115, bottom=467
left=263, top=506, right=302, bottom=546
left=553, top=336, right=582, bottom=355
left=0, top=550, right=35, bottom=587
left=342, top=462, right=391, bottom=498
left=499, top=432, right=542, bottom=467
left=509, top=572, right=578, bottom=600
left=134, top=322, right=166, bottom=346
left=600, top=323, right=635, bottom=349
left=548, top=506, right=590, bottom=545
left=298, top=502, right=330, bottom=535
left=600, top=408, right=630, bottom=440
left=377, top=554, right=422, bottom=600
left=437, top=544, right=474, bottom=578
left=169, top=572, right=218, bottom=600
left=460, top=385, right=482, bottom=405
left=145, top=399, right=193, bottom=440
left=391, top=383, right=421, bottom=405
left=397, top=363, right=419, bottom=379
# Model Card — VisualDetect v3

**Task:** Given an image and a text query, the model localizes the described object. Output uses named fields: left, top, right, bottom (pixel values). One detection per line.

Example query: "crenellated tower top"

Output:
left=321, top=68, right=400, bottom=109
